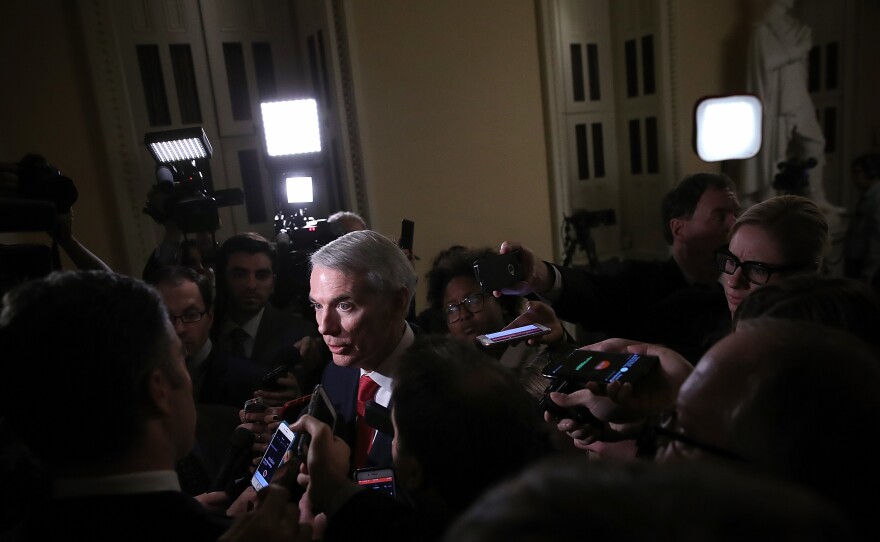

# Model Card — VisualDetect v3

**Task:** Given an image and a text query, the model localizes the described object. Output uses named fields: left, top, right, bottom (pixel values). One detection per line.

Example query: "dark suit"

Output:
left=193, top=346, right=264, bottom=408
left=250, top=304, right=317, bottom=371
left=15, top=491, right=231, bottom=542
left=321, top=363, right=393, bottom=468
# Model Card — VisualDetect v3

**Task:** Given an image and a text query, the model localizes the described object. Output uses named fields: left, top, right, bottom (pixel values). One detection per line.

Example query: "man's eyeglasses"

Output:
left=638, top=409, right=743, bottom=462
left=715, top=249, right=815, bottom=286
left=168, top=310, right=207, bottom=324
left=444, top=293, right=485, bottom=324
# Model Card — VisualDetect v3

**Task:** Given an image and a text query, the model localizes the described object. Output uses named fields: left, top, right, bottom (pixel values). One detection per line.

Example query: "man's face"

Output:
left=165, top=326, right=197, bottom=459
left=676, top=188, right=740, bottom=257
left=224, top=252, right=275, bottom=316
left=156, top=280, right=213, bottom=358
left=309, top=265, right=407, bottom=371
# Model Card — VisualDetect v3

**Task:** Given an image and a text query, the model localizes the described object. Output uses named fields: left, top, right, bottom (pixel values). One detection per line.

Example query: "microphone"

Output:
left=210, top=426, right=256, bottom=493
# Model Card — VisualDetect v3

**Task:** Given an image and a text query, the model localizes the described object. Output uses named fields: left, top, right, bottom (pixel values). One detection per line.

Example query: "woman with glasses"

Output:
left=426, top=246, right=539, bottom=371
left=719, top=194, right=829, bottom=315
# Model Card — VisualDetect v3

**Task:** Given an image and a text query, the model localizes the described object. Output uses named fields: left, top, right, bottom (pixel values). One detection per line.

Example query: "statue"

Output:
left=742, top=0, right=841, bottom=215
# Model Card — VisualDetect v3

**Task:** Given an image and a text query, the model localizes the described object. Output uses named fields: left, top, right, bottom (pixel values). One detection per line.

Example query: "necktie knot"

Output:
left=357, top=374, right=380, bottom=416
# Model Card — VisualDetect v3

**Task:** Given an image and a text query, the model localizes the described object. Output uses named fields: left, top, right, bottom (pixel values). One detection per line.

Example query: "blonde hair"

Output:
left=731, top=195, right=829, bottom=267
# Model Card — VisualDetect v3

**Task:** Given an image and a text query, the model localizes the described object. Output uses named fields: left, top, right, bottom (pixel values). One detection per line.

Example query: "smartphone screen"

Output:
left=251, top=423, right=295, bottom=492
left=477, top=323, right=550, bottom=347
left=355, top=467, right=396, bottom=499
left=541, top=349, right=658, bottom=385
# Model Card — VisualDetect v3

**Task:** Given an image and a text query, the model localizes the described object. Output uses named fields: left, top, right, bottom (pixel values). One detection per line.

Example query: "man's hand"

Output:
left=289, top=414, right=355, bottom=513
left=219, top=484, right=312, bottom=542
left=496, top=241, right=553, bottom=296
left=503, top=300, right=567, bottom=346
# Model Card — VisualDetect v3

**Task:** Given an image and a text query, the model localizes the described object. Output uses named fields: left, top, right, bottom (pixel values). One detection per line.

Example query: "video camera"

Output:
left=142, top=127, right=243, bottom=234
left=274, top=208, right=341, bottom=252
left=142, top=163, right=243, bottom=234
left=773, top=157, right=817, bottom=196
left=3, top=153, right=78, bottom=216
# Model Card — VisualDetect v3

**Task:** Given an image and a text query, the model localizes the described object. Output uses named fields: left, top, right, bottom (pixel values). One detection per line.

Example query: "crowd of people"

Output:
left=2, top=170, right=880, bottom=542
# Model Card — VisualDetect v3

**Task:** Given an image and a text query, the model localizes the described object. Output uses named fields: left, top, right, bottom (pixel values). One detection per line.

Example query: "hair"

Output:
left=310, top=230, right=417, bottom=305
left=661, top=172, right=737, bottom=245
left=393, top=335, right=545, bottom=513
left=733, top=275, right=880, bottom=350
left=215, top=232, right=276, bottom=278
left=728, top=318, right=880, bottom=538
left=327, top=211, right=367, bottom=232
left=147, top=265, right=213, bottom=311
left=426, top=246, right=520, bottom=318
left=0, top=271, right=177, bottom=473
left=444, top=456, right=859, bottom=542
left=730, top=195, right=829, bottom=267
left=852, top=152, right=880, bottom=180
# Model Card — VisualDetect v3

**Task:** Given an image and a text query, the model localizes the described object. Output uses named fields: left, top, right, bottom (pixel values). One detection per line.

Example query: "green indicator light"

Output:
left=575, top=356, right=593, bottom=371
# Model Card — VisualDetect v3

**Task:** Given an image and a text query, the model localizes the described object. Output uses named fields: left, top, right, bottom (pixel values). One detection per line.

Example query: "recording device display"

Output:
left=355, top=467, right=397, bottom=499
left=289, top=384, right=338, bottom=461
left=473, top=250, right=525, bottom=292
left=250, top=422, right=295, bottom=492
left=398, top=219, right=414, bottom=252
left=476, top=323, right=551, bottom=347
left=541, top=349, right=658, bottom=386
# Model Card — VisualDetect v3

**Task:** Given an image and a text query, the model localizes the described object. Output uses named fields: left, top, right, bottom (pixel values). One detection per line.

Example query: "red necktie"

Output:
left=354, top=373, right=380, bottom=468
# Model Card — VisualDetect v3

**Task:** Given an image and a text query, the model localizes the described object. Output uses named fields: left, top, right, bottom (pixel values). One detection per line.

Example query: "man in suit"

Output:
left=213, top=232, right=321, bottom=396
left=309, top=230, right=418, bottom=470
left=0, top=270, right=231, bottom=541
left=500, top=172, right=740, bottom=349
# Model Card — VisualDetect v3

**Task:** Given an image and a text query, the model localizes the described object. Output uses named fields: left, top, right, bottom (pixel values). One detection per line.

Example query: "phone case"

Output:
left=476, top=323, right=550, bottom=347
left=473, top=251, right=525, bottom=292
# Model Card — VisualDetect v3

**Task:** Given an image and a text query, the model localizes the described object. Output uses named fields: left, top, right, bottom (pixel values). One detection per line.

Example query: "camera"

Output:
left=274, top=208, right=340, bottom=252
left=773, top=157, right=817, bottom=196
left=143, top=162, right=243, bottom=234
left=6, top=153, right=78, bottom=215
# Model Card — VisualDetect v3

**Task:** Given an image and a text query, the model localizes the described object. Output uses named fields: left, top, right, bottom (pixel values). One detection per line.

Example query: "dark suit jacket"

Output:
left=14, top=491, right=231, bottom=542
left=551, top=257, right=690, bottom=340
left=194, top=346, right=265, bottom=408
left=321, top=363, right=393, bottom=469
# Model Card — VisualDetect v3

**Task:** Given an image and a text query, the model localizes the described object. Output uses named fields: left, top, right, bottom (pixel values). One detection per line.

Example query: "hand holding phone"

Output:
left=289, top=384, right=338, bottom=461
left=250, top=423, right=295, bottom=492
left=541, top=349, right=659, bottom=386
left=473, top=250, right=525, bottom=293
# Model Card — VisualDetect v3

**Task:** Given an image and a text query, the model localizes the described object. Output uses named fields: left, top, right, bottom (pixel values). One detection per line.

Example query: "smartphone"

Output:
left=355, top=467, right=396, bottom=499
left=290, top=384, right=338, bottom=461
left=477, top=323, right=550, bottom=347
left=398, top=219, right=414, bottom=251
left=261, top=364, right=291, bottom=391
left=250, top=422, right=295, bottom=492
left=473, top=251, right=525, bottom=292
left=541, top=349, right=659, bottom=386
left=243, top=397, right=267, bottom=414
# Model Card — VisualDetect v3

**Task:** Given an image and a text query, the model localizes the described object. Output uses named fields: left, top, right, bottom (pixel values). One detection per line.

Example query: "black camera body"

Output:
left=143, top=162, right=243, bottom=234
left=13, top=153, right=78, bottom=214
left=274, top=209, right=340, bottom=252
left=773, top=157, right=817, bottom=196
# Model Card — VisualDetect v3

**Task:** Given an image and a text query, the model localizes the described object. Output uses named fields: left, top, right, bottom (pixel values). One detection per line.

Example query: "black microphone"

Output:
left=210, top=427, right=256, bottom=493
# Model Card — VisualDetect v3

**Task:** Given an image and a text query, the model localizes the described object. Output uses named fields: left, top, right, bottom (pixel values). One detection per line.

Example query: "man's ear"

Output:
left=395, top=450, right=424, bottom=492
left=147, top=368, right=175, bottom=416
left=670, top=217, right=687, bottom=242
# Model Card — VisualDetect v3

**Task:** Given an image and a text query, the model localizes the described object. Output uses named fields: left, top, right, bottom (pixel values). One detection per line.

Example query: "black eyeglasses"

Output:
left=444, top=293, right=485, bottom=324
left=638, top=409, right=743, bottom=462
left=715, top=249, right=815, bottom=286
left=168, top=309, right=207, bottom=324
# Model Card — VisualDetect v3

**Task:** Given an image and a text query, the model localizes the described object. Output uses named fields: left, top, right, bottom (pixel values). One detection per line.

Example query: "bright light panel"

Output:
left=286, top=176, right=314, bottom=203
left=148, top=138, right=210, bottom=163
left=262, top=99, right=322, bottom=156
left=695, top=95, right=762, bottom=162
